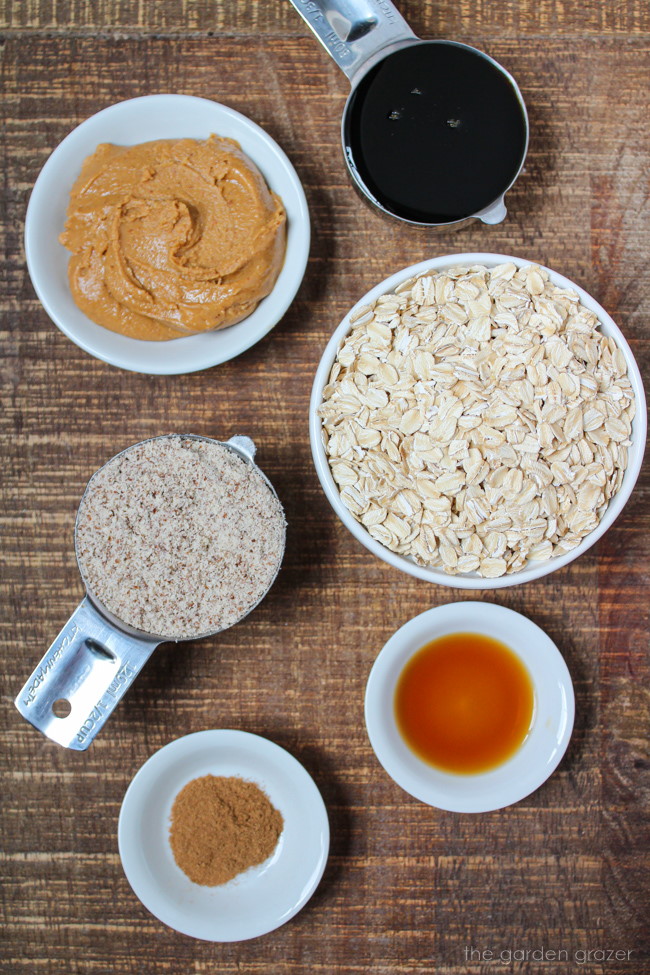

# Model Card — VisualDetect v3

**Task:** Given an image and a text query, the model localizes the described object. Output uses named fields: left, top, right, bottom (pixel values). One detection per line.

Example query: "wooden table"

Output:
left=2, top=2, right=649, bottom=972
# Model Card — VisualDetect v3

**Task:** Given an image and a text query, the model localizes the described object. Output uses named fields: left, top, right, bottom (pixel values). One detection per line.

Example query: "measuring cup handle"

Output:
left=286, top=0, right=416, bottom=83
left=14, top=597, right=160, bottom=751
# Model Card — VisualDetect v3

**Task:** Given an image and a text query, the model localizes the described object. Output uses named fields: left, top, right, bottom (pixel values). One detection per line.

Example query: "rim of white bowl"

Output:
left=25, top=94, right=310, bottom=375
left=310, top=253, right=647, bottom=589
left=118, top=729, right=330, bottom=941
left=364, top=602, right=575, bottom=812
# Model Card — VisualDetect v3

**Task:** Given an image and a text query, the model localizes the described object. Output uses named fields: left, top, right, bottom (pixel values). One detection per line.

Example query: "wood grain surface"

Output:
left=1, top=2, right=649, bottom=973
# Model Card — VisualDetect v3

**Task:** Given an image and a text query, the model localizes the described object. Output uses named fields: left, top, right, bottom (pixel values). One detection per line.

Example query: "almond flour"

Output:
left=75, top=436, right=285, bottom=638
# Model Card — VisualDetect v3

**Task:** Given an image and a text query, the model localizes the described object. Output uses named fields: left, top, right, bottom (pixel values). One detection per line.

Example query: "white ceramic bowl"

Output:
left=365, top=602, right=574, bottom=812
left=310, top=253, right=646, bottom=588
left=25, top=94, right=310, bottom=374
left=118, top=730, right=329, bottom=941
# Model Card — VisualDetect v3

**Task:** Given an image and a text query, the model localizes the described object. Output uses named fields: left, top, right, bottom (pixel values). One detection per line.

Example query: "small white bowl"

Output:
left=25, top=94, right=310, bottom=374
left=365, top=602, right=574, bottom=813
left=310, top=253, right=646, bottom=589
left=118, top=730, right=329, bottom=941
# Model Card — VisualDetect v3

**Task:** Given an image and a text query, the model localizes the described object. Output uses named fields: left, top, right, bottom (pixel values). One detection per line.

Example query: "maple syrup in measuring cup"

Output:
left=288, top=1, right=528, bottom=227
left=343, top=42, right=528, bottom=224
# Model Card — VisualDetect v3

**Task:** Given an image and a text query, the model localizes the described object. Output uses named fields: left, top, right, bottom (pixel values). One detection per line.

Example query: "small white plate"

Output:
left=25, top=94, right=310, bottom=374
left=365, top=602, right=574, bottom=813
left=118, top=730, right=329, bottom=941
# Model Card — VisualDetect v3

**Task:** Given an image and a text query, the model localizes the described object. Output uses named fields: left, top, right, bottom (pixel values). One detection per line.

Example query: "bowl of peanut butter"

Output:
left=25, top=94, right=310, bottom=374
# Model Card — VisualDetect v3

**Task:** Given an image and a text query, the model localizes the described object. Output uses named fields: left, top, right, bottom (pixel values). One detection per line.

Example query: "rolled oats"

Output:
left=319, top=264, right=635, bottom=577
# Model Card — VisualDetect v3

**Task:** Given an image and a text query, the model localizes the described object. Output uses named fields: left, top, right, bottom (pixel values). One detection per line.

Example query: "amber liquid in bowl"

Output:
left=394, top=633, right=534, bottom=774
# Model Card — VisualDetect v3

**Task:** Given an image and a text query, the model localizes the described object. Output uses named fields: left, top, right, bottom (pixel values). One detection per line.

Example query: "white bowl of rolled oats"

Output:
left=310, top=254, right=646, bottom=588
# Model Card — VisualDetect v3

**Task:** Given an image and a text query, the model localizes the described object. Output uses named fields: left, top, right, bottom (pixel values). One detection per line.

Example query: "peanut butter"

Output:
left=60, top=136, right=286, bottom=341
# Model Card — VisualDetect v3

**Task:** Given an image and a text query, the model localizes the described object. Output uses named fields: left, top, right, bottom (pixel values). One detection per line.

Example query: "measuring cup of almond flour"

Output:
left=14, top=435, right=286, bottom=750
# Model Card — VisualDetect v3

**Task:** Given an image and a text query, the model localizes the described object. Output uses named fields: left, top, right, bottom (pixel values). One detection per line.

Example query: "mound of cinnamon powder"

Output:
left=169, top=775, right=284, bottom=886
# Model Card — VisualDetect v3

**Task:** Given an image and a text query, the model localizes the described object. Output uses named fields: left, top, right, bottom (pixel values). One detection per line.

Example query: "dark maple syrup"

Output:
left=343, top=42, right=527, bottom=224
left=394, top=632, right=534, bottom=774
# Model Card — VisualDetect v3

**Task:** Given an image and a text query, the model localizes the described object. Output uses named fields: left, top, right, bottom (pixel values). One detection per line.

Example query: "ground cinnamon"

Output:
left=169, top=775, right=284, bottom=886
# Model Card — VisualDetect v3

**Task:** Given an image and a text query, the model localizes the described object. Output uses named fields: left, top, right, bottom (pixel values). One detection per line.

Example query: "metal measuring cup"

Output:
left=14, top=435, right=286, bottom=751
left=287, top=0, right=529, bottom=227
